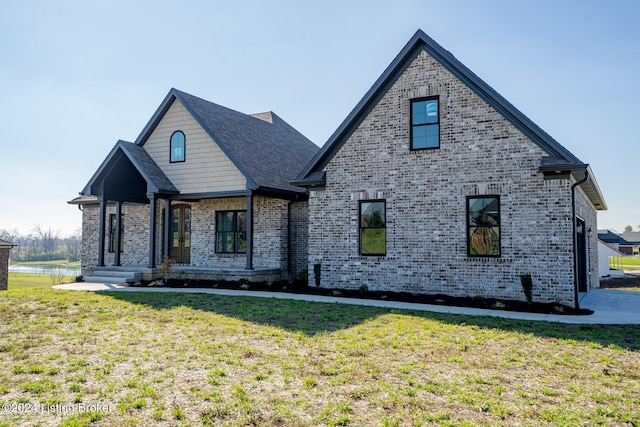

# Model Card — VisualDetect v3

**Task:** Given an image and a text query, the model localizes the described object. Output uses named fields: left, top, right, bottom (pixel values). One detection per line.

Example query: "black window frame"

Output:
left=410, top=96, right=440, bottom=150
left=359, top=200, right=386, bottom=256
left=108, top=213, right=124, bottom=253
left=216, top=210, right=247, bottom=254
left=466, top=195, right=501, bottom=257
left=170, top=130, right=186, bottom=163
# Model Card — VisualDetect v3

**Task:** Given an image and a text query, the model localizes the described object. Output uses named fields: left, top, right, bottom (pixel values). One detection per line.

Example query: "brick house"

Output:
left=0, top=239, right=16, bottom=291
left=70, top=89, right=318, bottom=283
left=73, top=30, right=606, bottom=307
left=294, top=30, right=606, bottom=307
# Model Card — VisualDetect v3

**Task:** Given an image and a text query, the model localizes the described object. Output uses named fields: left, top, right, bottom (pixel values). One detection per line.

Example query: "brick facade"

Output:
left=305, top=50, right=598, bottom=306
left=0, top=247, right=9, bottom=290
left=81, top=196, right=308, bottom=280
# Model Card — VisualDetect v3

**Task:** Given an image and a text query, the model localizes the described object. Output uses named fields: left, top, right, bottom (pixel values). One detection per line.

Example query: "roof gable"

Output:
left=136, top=89, right=319, bottom=194
left=80, top=140, right=178, bottom=199
left=294, top=29, right=605, bottom=209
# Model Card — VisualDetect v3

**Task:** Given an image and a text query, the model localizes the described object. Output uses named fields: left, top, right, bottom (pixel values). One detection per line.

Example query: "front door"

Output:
left=170, top=205, right=191, bottom=264
left=576, top=217, right=587, bottom=292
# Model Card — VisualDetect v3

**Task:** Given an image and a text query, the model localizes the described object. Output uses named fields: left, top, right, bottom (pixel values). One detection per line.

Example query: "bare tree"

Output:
left=32, top=224, right=60, bottom=261
left=65, top=229, right=81, bottom=262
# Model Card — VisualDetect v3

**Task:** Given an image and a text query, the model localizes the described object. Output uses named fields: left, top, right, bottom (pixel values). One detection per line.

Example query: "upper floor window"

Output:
left=411, top=97, right=439, bottom=150
left=216, top=211, right=247, bottom=254
left=360, top=200, right=386, bottom=256
left=467, top=196, right=500, bottom=257
left=170, top=131, right=185, bottom=163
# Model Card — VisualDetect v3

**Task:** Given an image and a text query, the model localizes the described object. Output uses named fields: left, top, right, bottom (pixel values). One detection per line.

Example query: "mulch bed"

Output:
left=132, top=278, right=595, bottom=316
left=599, top=274, right=640, bottom=289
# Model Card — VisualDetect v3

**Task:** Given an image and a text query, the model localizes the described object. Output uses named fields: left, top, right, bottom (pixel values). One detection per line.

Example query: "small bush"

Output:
left=297, top=268, right=308, bottom=283
left=358, top=284, right=369, bottom=295
left=74, top=275, right=84, bottom=282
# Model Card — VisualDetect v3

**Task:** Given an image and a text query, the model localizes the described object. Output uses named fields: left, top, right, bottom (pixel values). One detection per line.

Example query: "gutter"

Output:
left=571, top=168, right=589, bottom=309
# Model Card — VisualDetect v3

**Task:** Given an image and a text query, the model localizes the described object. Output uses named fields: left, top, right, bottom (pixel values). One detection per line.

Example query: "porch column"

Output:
left=113, top=201, right=123, bottom=266
left=246, top=192, right=254, bottom=270
left=163, top=198, right=171, bottom=260
left=148, top=193, right=157, bottom=268
left=98, top=198, right=107, bottom=267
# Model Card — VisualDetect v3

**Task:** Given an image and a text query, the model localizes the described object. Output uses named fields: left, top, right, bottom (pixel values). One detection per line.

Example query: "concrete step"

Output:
left=85, top=270, right=142, bottom=284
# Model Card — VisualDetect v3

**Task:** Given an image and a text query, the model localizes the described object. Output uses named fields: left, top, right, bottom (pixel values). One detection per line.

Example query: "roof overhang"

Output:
left=0, top=240, right=16, bottom=249
left=539, top=159, right=607, bottom=210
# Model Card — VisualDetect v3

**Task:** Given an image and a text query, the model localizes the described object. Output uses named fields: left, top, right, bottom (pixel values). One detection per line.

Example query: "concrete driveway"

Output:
left=52, top=283, right=640, bottom=325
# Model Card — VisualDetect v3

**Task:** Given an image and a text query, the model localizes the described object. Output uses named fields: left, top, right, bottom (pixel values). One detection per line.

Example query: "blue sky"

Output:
left=1, top=0, right=638, bottom=236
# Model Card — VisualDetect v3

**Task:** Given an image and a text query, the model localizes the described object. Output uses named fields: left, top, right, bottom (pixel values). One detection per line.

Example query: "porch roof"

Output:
left=79, top=140, right=178, bottom=202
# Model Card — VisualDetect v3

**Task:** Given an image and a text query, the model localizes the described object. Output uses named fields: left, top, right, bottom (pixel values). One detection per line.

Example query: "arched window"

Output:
left=170, top=131, right=185, bottom=163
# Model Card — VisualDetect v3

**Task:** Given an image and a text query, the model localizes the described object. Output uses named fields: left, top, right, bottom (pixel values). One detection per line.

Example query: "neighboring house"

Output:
left=73, top=30, right=607, bottom=308
left=597, top=240, right=624, bottom=277
left=70, top=89, right=319, bottom=282
left=597, top=229, right=628, bottom=251
left=620, top=231, right=640, bottom=255
left=0, top=239, right=16, bottom=291
left=294, top=30, right=606, bottom=307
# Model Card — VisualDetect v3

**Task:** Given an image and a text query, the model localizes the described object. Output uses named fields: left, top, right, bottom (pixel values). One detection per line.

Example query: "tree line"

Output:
left=0, top=225, right=80, bottom=262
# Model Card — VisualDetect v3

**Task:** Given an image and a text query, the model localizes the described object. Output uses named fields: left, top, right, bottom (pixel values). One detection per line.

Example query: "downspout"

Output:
left=571, top=168, right=589, bottom=309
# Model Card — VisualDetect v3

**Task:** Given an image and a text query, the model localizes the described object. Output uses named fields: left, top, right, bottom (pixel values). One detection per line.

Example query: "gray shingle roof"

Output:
left=621, top=232, right=640, bottom=244
left=80, top=140, right=178, bottom=197
left=137, top=89, right=319, bottom=194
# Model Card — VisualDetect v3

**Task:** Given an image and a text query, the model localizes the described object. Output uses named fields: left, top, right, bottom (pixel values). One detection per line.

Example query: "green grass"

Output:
left=7, top=272, right=75, bottom=290
left=0, top=288, right=639, bottom=426
left=610, top=255, right=640, bottom=270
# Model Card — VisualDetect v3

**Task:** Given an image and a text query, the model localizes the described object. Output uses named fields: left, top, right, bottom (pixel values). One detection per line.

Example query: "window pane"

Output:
left=412, top=100, right=438, bottom=125
left=170, top=131, right=185, bottom=162
left=361, top=229, right=386, bottom=255
left=469, top=197, right=499, bottom=226
left=236, top=211, right=247, bottom=232
left=412, top=124, right=439, bottom=149
left=217, top=232, right=234, bottom=253
left=469, top=226, right=500, bottom=256
left=360, top=202, right=385, bottom=227
left=217, top=212, right=235, bottom=232
left=237, top=231, right=247, bottom=253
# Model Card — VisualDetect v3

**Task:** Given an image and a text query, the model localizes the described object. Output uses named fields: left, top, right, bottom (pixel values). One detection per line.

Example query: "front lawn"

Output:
left=7, top=272, right=75, bottom=290
left=0, top=288, right=638, bottom=426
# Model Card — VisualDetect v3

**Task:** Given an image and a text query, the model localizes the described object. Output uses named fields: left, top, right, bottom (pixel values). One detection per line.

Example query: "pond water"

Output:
left=8, top=264, right=81, bottom=277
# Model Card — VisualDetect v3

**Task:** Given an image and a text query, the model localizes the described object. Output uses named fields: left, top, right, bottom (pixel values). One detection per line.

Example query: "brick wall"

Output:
left=82, top=196, right=300, bottom=277
left=306, top=50, right=596, bottom=306
left=575, top=186, right=599, bottom=289
left=0, top=248, right=9, bottom=290
left=290, top=201, right=309, bottom=280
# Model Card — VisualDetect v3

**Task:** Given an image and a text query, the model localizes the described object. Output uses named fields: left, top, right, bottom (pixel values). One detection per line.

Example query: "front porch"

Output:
left=84, top=265, right=283, bottom=285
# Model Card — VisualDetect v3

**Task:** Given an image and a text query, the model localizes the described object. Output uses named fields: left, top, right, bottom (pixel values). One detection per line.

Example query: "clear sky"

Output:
left=1, top=0, right=638, bottom=237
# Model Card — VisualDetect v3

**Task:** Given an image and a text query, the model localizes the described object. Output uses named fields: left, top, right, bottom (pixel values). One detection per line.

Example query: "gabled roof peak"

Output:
left=134, top=88, right=318, bottom=194
left=250, top=111, right=274, bottom=123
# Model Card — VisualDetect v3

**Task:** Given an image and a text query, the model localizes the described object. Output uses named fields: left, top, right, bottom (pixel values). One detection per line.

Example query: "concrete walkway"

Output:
left=52, top=283, right=640, bottom=325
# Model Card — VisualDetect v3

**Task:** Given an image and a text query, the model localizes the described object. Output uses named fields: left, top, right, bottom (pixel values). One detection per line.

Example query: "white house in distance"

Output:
left=71, top=30, right=606, bottom=308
